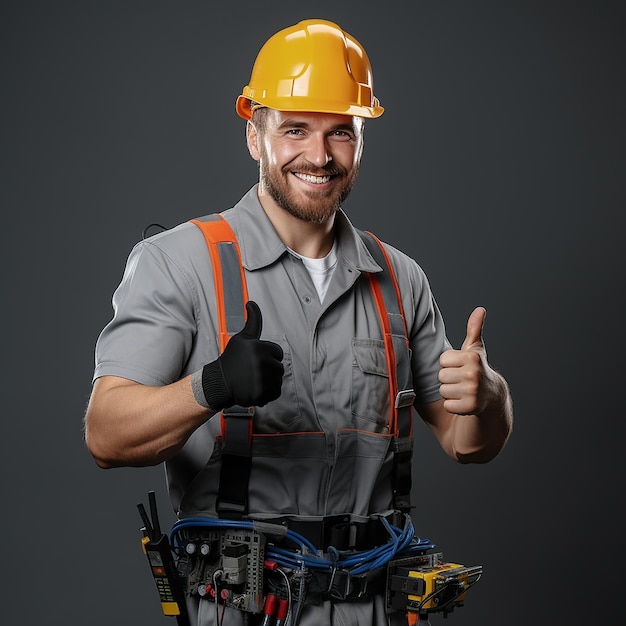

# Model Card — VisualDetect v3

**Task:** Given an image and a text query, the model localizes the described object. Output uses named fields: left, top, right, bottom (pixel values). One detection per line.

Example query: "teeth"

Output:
left=294, top=173, right=331, bottom=184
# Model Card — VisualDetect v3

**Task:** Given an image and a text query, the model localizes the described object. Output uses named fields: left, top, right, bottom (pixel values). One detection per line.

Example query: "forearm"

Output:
left=84, top=375, right=215, bottom=468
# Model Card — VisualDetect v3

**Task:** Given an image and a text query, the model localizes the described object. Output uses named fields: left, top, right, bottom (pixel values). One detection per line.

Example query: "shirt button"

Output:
left=303, top=294, right=312, bottom=304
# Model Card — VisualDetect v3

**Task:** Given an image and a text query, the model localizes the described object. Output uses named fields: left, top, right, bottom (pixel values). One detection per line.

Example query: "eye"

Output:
left=330, top=130, right=354, bottom=141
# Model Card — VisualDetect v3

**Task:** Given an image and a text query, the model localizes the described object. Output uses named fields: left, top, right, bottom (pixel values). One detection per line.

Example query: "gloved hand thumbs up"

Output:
left=200, top=301, right=284, bottom=411
left=240, top=300, right=263, bottom=340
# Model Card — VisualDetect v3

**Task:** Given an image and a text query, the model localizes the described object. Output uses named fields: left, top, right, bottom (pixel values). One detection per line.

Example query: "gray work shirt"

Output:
left=93, top=185, right=451, bottom=516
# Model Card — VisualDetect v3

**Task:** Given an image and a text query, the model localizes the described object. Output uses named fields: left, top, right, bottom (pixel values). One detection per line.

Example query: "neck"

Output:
left=257, top=190, right=336, bottom=258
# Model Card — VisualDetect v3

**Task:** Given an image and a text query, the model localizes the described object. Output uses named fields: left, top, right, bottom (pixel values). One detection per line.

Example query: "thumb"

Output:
left=241, top=300, right=263, bottom=340
left=461, top=306, right=486, bottom=351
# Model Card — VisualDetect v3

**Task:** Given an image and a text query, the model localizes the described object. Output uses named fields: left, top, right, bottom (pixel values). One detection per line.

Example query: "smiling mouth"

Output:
left=293, top=172, right=332, bottom=184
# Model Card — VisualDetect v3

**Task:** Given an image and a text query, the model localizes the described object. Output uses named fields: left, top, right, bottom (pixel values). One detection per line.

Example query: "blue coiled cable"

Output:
left=170, top=516, right=434, bottom=575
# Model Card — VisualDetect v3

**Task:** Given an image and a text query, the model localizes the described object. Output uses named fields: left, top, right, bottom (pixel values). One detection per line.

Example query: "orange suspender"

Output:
left=358, top=230, right=415, bottom=438
left=190, top=216, right=248, bottom=351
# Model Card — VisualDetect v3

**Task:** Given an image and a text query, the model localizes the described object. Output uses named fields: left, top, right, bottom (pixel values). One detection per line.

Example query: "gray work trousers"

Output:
left=187, top=595, right=433, bottom=626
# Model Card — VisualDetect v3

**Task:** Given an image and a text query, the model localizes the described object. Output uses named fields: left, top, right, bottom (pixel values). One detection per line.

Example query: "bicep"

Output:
left=91, top=374, right=142, bottom=396
left=85, top=375, right=143, bottom=422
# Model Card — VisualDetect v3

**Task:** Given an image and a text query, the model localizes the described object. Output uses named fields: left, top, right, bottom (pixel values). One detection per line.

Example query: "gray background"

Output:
left=2, top=1, right=624, bottom=624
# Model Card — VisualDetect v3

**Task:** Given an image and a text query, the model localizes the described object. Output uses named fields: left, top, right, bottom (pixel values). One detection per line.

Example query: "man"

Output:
left=85, top=18, right=513, bottom=626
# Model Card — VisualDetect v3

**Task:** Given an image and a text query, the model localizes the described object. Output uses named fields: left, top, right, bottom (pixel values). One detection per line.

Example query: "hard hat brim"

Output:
left=236, top=94, right=384, bottom=121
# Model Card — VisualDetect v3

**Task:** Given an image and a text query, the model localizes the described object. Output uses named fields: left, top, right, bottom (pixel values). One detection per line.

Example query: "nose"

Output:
left=304, top=133, right=332, bottom=168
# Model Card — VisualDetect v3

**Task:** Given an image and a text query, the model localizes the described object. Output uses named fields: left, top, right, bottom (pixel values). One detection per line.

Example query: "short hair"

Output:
left=249, top=102, right=366, bottom=135
left=250, top=103, right=270, bottom=133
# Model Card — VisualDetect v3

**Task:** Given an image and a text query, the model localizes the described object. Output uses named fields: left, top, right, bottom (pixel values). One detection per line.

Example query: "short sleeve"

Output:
left=93, top=240, right=198, bottom=386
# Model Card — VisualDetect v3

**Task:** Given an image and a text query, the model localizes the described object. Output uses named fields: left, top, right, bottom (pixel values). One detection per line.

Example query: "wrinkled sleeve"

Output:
left=93, top=240, right=198, bottom=386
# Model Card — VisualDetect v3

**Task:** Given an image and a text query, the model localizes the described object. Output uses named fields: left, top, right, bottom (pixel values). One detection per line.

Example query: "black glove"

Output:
left=201, top=301, right=284, bottom=410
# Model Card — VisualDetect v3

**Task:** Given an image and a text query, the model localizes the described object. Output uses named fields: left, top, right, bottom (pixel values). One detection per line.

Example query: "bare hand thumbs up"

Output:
left=439, top=307, right=490, bottom=416
left=461, top=306, right=486, bottom=351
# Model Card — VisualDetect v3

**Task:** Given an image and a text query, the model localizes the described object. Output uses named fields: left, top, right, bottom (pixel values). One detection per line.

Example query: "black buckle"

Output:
left=327, top=569, right=369, bottom=601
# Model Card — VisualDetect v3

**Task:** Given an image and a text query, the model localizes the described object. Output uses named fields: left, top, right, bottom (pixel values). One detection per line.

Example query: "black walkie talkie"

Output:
left=137, top=491, right=190, bottom=626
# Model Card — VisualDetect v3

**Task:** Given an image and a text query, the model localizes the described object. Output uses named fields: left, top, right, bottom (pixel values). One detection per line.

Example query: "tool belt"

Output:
left=263, top=510, right=407, bottom=553
left=262, top=511, right=407, bottom=603
left=177, top=511, right=408, bottom=606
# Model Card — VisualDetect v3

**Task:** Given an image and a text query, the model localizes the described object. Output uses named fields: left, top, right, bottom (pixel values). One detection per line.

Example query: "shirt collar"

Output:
left=225, top=184, right=383, bottom=275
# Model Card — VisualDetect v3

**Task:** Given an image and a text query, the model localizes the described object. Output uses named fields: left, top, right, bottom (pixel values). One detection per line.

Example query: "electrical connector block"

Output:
left=387, top=553, right=482, bottom=618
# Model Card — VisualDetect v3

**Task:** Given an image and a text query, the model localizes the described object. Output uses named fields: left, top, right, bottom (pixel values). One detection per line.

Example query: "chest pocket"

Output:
left=351, top=338, right=390, bottom=430
left=190, top=216, right=415, bottom=518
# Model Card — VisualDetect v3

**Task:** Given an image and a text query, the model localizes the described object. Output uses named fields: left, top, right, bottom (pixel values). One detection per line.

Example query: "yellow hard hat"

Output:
left=236, top=19, right=384, bottom=120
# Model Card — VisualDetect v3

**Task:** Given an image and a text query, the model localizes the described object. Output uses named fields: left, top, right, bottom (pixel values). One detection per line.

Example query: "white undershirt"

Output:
left=288, top=240, right=338, bottom=303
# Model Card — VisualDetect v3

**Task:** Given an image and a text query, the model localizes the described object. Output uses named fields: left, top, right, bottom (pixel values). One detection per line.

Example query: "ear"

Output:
left=356, top=133, right=364, bottom=163
left=246, top=120, right=261, bottom=161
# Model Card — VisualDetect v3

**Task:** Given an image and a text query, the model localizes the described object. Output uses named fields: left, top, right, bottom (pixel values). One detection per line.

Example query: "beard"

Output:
left=260, top=159, right=360, bottom=224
